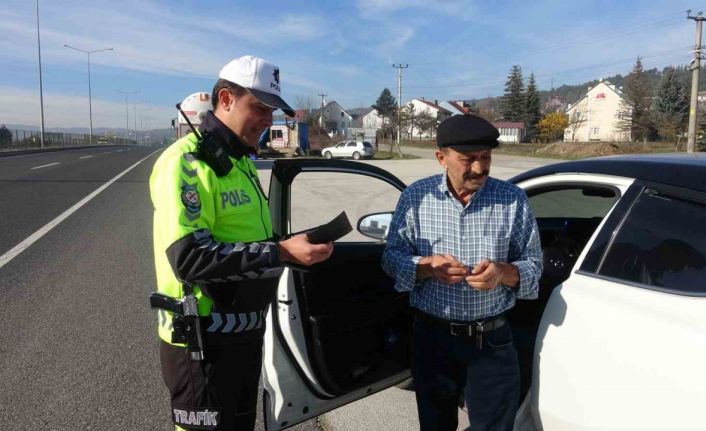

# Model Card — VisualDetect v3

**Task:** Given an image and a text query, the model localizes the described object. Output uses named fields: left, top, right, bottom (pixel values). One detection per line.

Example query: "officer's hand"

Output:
left=278, top=234, right=334, bottom=266
left=417, top=254, right=468, bottom=283
left=466, top=259, right=516, bottom=290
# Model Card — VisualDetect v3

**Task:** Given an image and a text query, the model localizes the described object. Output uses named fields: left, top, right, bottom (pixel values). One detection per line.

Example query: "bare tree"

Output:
left=567, top=110, right=586, bottom=142
left=415, top=110, right=436, bottom=140
left=295, top=96, right=319, bottom=126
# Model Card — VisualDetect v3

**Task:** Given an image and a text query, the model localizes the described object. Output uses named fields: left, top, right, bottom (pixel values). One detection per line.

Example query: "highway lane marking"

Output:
left=0, top=149, right=162, bottom=270
left=79, top=156, right=93, bottom=159
left=31, top=162, right=60, bottom=170
left=103, top=152, right=112, bottom=155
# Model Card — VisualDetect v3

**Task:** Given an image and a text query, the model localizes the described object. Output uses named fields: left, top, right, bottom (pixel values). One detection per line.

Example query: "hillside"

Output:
left=467, top=65, right=706, bottom=111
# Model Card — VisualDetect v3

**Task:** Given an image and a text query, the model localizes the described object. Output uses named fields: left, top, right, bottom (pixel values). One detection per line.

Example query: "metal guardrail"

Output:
left=0, top=128, right=136, bottom=150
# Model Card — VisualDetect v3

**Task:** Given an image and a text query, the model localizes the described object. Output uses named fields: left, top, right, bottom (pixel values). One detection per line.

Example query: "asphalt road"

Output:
left=0, top=144, right=553, bottom=430
left=0, top=146, right=320, bottom=430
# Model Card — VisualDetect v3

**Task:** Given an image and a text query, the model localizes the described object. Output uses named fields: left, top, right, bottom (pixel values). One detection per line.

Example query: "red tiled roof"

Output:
left=448, top=101, right=471, bottom=114
left=416, top=99, right=452, bottom=114
left=492, top=122, right=525, bottom=129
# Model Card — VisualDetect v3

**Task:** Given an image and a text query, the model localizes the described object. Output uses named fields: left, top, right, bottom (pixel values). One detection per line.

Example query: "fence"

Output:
left=0, top=129, right=136, bottom=150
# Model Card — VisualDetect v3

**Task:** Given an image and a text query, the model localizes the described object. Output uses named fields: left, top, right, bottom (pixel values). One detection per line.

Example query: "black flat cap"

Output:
left=436, top=114, right=499, bottom=152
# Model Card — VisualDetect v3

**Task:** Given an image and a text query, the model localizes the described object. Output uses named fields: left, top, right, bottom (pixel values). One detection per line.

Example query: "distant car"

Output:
left=260, top=154, right=706, bottom=431
left=321, top=141, right=375, bottom=160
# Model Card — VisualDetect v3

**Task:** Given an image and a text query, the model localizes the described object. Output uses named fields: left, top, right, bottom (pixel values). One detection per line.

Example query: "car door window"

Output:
left=346, top=142, right=356, bottom=147
left=526, top=185, right=619, bottom=285
left=528, top=185, right=619, bottom=251
left=598, top=187, right=706, bottom=295
left=290, top=172, right=400, bottom=242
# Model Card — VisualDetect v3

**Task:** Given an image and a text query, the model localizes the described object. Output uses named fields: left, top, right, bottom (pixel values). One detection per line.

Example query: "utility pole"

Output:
left=393, top=64, right=408, bottom=158
left=35, top=0, right=45, bottom=148
left=318, top=93, right=327, bottom=129
left=687, top=9, right=705, bottom=153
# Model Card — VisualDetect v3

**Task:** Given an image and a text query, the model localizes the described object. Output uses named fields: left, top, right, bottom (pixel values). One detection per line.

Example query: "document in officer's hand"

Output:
left=304, top=211, right=352, bottom=244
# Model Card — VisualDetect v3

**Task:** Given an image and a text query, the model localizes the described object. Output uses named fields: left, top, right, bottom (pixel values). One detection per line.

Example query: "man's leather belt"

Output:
left=415, top=310, right=507, bottom=337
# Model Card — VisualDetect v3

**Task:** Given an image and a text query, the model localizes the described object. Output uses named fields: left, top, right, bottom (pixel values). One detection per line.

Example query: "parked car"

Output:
left=261, top=154, right=706, bottom=430
left=321, top=140, right=375, bottom=160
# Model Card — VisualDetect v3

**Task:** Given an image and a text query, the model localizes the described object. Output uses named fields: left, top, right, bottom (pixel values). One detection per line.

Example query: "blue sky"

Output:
left=0, top=0, right=698, bottom=129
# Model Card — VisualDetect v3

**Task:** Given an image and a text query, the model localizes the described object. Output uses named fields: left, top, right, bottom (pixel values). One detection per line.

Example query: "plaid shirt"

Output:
left=382, top=174, right=542, bottom=322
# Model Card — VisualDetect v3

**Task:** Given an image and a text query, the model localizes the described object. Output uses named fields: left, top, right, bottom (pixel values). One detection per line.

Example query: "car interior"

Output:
left=508, top=184, right=619, bottom=396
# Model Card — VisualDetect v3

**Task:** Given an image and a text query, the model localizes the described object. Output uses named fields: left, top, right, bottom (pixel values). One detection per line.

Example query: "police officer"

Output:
left=150, top=55, right=333, bottom=430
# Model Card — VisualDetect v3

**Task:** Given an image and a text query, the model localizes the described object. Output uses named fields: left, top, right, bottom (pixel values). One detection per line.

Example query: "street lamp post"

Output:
left=140, top=107, right=152, bottom=146
left=133, top=100, right=143, bottom=144
left=35, top=0, right=45, bottom=148
left=115, top=90, right=140, bottom=143
left=64, top=45, right=113, bottom=145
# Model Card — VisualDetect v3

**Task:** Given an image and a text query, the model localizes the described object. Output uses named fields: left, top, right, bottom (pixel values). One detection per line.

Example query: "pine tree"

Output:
left=655, top=67, right=688, bottom=149
left=617, top=57, right=654, bottom=144
left=372, top=88, right=397, bottom=143
left=372, top=88, right=397, bottom=118
left=524, top=73, right=541, bottom=142
left=500, top=65, right=525, bottom=122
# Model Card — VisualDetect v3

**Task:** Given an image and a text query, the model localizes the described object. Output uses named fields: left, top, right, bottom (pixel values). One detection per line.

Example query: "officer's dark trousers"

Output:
left=160, top=339, right=263, bottom=430
left=412, top=315, right=520, bottom=431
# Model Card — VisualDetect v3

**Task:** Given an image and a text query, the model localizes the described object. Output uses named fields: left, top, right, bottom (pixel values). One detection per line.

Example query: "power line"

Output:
left=405, top=47, right=693, bottom=91
left=536, top=16, right=683, bottom=53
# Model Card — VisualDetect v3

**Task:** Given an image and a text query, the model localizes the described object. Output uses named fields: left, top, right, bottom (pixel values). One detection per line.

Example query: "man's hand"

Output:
left=278, top=234, right=334, bottom=266
left=466, top=259, right=519, bottom=291
left=417, top=254, right=469, bottom=283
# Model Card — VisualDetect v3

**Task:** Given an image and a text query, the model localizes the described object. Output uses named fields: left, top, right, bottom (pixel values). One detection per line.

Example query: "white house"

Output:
left=347, top=107, right=383, bottom=144
left=407, top=98, right=452, bottom=138
left=564, top=80, right=631, bottom=142
left=492, top=121, right=526, bottom=143
left=348, top=108, right=384, bottom=130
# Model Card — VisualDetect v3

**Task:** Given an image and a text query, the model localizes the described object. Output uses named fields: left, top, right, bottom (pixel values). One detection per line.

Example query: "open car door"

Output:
left=263, top=159, right=411, bottom=430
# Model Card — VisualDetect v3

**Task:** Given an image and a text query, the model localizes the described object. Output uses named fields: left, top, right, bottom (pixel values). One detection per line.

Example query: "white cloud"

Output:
left=356, top=0, right=475, bottom=18
left=0, top=3, right=328, bottom=79
left=0, top=86, right=173, bottom=129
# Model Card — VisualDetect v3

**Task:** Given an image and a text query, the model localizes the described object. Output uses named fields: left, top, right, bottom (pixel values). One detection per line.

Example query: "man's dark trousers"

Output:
left=412, top=314, right=520, bottom=431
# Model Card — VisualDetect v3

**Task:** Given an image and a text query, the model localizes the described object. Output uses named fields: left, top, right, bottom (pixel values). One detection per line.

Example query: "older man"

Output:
left=382, top=114, right=542, bottom=431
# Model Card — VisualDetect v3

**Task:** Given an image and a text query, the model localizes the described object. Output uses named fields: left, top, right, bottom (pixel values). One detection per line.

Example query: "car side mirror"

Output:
left=357, top=212, right=393, bottom=241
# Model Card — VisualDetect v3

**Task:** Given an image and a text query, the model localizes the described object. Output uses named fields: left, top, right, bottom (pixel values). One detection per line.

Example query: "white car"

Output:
left=321, top=140, right=375, bottom=160
left=261, top=154, right=706, bottom=430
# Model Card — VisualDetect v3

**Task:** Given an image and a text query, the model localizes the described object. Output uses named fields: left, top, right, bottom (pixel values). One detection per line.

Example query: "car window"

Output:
left=598, top=188, right=706, bottom=295
left=346, top=142, right=357, bottom=147
left=527, top=184, right=620, bottom=285
left=363, top=142, right=373, bottom=148
left=335, top=143, right=345, bottom=148
left=290, top=172, right=400, bottom=242
left=529, top=186, right=617, bottom=219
